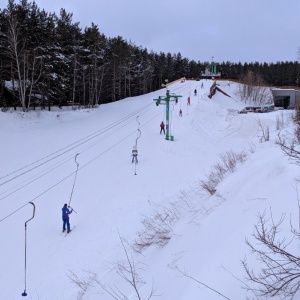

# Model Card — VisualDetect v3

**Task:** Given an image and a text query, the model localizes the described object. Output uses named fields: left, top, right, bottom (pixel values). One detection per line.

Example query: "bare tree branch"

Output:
left=242, top=211, right=300, bottom=299
left=175, top=266, right=231, bottom=300
left=94, top=231, right=159, bottom=299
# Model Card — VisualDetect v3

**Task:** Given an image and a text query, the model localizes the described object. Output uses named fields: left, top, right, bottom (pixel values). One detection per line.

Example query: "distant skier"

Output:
left=160, top=121, right=165, bottom=134
left=201, top=82, right=204, bottom=88
left=179, top=109, right=182, bottom=117
left=187, top=96, right=190, bottom=105
left=194, top=89, right=197, bottom=96
left=62, top=203, right=73, bottom=233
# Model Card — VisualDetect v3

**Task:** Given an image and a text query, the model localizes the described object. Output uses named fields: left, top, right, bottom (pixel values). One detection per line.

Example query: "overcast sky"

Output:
left=16, top=0, right=300, bottom=63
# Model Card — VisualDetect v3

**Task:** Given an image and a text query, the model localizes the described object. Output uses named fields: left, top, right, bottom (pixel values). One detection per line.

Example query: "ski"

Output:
left=64, top=226, right=76, bottom=237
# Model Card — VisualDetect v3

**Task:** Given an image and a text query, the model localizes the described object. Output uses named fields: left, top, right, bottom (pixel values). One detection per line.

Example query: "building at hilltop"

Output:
left=271, top=88, right=300, bottom=109
left=200, top=57, right=221, bottom=79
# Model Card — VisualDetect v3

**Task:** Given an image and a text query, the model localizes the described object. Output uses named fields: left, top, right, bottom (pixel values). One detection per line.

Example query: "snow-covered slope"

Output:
left=0, top=79, right=299, bottom=300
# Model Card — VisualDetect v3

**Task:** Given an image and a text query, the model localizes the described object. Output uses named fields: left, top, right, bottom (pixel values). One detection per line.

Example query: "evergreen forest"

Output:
left=0, top=0, right=299, bottom=111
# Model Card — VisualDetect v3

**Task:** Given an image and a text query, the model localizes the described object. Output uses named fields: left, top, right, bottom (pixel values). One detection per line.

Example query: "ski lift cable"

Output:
left=0, top=113, right=149, bottom=203
left=0, top=154, right=77, bottom=201
left=169, top=81, right=191, bottom=93
left=5, top=104, right=156, bottom=197
left=0, top=202, right=29, bottom=223
left=0, top=102, right=154, bottom=184
left=78, top=110, right=163, bottom=173
left=68, top=153, right=80, bottom=207
left=0, top=103, right=155, bottom=188
left=0, top=109, right=164, bottom=224
left=0, top=103, right=153, bottom=184
left=171, top=80, right=194, bottom=94
left=81, top=108, right=163, bottom=166
left=0, top=111, right=149, bottom=196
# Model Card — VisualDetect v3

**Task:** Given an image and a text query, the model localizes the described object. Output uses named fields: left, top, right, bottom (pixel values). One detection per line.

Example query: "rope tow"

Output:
left=68, top=153, right=80, bottom=213
left=22, top=202, right=35, bottom=297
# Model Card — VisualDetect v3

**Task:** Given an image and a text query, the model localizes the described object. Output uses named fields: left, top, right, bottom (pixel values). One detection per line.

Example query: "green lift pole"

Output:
left=154, top=89, right=182, bottom=141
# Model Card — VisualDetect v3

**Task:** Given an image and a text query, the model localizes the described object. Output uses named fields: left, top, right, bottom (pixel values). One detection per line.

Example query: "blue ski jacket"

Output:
left=62, top=206, right=72, bottom=220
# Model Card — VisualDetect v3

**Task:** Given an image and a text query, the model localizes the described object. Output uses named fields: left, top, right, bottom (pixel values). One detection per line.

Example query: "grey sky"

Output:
left=25, top=0, right=300, bottom=63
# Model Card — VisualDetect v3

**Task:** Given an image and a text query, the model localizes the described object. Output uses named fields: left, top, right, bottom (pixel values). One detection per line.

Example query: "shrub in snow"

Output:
left=200, top=150, right=248, bottom=195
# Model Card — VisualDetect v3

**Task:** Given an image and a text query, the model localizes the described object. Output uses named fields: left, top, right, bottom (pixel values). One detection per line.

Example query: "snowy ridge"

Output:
left=0, top=80, right=299, bottom=299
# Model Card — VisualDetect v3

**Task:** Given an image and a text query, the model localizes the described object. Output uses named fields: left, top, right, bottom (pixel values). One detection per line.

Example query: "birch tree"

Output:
left=3, top=1, right=43, bottom=111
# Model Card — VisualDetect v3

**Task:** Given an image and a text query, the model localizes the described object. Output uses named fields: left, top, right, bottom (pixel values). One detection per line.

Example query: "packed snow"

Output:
left=0, top=79, right=299, bottom=300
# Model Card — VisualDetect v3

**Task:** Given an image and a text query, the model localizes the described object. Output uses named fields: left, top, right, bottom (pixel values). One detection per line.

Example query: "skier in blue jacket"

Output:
left=62, top=203, right=73, bottom=233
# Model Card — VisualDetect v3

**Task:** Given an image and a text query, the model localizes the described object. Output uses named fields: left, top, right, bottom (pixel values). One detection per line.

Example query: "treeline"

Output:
left=0, top=0, right=299, bottom=111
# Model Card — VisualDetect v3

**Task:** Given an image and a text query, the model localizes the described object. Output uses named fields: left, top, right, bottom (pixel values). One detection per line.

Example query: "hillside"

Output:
left=0, top=79, right=299, bottom=300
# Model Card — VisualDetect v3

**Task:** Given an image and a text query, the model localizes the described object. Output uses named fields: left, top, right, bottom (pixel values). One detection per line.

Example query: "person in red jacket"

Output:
left=160, top=121, right=165, bottom=134
left=187, top=96, right=191, bottom=105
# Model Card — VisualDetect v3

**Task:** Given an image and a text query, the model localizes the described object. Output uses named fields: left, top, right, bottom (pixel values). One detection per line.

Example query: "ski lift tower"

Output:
left=154, top=80, right=182, bottom=141
left=200, top=56, right=221, bottom=79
